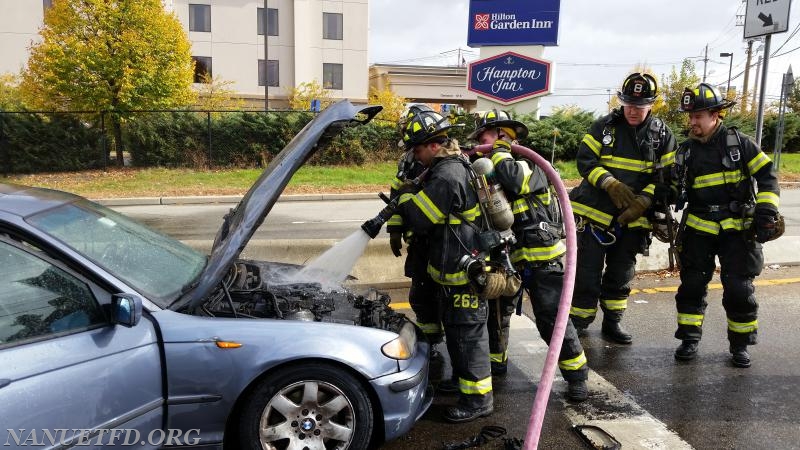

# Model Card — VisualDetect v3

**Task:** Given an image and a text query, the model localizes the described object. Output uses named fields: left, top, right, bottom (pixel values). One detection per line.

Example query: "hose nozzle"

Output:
left=361, top=193, right=398, bottom=239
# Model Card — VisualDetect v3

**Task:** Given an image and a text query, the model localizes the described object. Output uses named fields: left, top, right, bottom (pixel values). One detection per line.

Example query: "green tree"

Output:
left=787, top=78, right=800, bottom=113
left=519, top=106, right=597, bottom=161
left=20, top=0, right=195, bottom=165
left=659, top=59, right=701, bottom=135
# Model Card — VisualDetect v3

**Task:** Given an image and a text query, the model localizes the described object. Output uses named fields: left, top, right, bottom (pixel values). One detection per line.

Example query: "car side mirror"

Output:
left=111, top=293, right=143, bottom=327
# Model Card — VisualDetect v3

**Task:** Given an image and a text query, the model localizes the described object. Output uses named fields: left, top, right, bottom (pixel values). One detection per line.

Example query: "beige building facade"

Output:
left=0, top=0, right=369, bottom=109
left=369, top=64, right=477, bottom=112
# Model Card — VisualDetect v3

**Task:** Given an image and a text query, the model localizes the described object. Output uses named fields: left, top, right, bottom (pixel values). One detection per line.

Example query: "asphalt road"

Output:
left=112, top=188, right=800, bottom=241
left=381, top=266, right=800, bottom=450
left=114, top=198, right=386, bottom=240
left=110, top=190, right=800, bottom=449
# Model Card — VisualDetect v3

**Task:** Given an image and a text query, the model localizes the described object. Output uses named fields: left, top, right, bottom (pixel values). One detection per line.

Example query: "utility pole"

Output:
left=755, top=35, right=772, bottom=146
left=741, top=40, right=753, bottom=113
left=720, top=52, right=734, bottom=99
left=752, top=55, right=762, bottom=116
left=702, top=44, right=709, bottom=82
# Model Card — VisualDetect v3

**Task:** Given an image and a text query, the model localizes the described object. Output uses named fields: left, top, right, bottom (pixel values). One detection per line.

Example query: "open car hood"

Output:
left=173, top=100, right=382, bottom=311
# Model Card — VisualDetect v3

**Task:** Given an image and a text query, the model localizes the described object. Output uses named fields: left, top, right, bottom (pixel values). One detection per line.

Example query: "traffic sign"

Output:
left=467, top=52, right=551, bottom=104
left=744, top=0, right=792, bottom=39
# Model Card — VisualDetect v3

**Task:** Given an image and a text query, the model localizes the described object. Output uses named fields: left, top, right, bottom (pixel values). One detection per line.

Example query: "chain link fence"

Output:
left=0, top=109, right=407, bottom=176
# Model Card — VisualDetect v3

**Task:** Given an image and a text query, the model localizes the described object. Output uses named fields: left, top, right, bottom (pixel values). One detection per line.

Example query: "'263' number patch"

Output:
left=453, top=293, right=479, bottom=309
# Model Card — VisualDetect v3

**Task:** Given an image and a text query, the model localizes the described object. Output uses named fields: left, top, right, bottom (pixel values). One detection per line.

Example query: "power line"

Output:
left=771, top=23, right=800, bottom=56
left=773, top=44, right=800, bottom=58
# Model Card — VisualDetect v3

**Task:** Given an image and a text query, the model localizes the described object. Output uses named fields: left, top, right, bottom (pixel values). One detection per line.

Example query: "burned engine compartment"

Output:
left=200, top=261, right=408, bottom=333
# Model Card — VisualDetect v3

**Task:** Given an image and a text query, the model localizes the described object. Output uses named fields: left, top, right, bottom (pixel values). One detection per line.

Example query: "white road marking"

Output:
left=508, top=314, right=693, bottom=449
left=290, top=219, right=364, bottom=224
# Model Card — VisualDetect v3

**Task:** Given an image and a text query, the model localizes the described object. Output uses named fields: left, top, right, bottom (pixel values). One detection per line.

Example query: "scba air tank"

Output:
left=472, top=157, right=514, bottom=231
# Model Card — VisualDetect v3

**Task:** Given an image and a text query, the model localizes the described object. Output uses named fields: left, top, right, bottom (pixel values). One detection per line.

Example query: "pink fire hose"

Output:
left=471, top=144, right=577, bottom=450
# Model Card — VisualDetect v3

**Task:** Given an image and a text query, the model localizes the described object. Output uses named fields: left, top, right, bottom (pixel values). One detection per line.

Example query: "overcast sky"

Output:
left=370, top=0, right=800, bottom=115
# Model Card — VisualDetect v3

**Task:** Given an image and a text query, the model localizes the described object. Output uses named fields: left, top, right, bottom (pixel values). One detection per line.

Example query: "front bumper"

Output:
left=370, top=339, right=433, bottom=442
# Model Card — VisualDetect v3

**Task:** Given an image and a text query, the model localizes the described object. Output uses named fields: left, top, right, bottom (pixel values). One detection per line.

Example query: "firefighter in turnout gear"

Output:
left=386, top=104, right=444, bottom=351
left=395, top=110, right=494, bottom=423
left=469, top=110, right=590, bottom=402
left=569, top=73, right=677, bottom=344
left=671, top=83, right=781, bottom=367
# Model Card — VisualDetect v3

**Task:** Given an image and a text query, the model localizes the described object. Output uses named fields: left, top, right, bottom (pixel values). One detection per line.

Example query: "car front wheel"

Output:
left=239, top=363, right=374, bottom=450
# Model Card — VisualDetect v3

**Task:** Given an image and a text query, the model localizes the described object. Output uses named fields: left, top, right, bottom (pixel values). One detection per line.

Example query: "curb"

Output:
left=94, top=192, right=378, bottom=206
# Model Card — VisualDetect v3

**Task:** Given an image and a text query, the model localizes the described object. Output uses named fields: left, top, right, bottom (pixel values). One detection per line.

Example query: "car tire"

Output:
left=238, top=362, right=374, bottom=450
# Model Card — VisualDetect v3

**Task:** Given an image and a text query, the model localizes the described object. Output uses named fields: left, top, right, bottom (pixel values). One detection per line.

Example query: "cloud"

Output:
left=370, top=0, right=799, bottom=114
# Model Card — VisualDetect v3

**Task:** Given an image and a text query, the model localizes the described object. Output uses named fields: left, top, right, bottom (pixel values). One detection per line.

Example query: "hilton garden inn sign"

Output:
left=468, top=0, right=561, bottom=46
left=467, top=52, right=552, bottom=104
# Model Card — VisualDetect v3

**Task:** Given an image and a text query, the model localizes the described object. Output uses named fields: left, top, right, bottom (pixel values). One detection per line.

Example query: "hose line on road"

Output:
left=471, top=143, right=577, bottom=450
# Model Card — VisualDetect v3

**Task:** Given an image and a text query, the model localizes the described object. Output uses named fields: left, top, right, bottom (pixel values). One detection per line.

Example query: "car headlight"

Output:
left=381, top=321, right=417, bottom=360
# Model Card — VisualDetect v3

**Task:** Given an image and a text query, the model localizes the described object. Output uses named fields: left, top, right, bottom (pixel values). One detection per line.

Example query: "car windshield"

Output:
left=26, top=200, right=206, bottom=306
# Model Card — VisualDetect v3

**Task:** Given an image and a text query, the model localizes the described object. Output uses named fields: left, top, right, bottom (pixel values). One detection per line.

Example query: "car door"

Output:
left=0, top=238, right=164, bottom=449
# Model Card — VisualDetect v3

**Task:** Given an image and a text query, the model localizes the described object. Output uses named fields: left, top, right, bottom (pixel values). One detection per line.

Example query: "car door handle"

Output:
left=0, top=379, right=10, bottom=389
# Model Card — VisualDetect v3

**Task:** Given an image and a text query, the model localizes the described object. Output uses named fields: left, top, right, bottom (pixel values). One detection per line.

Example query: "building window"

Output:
left=322, top=13, right=343, bottom=40
left=192, top=56, right=212, bottom=83
left=257, top=8, right=278, bottom=36
left=258, top=60, right=279, bottom=87
left=189, top=4, right=211, bottom=32
left=323, top=63, right=343, bottom=90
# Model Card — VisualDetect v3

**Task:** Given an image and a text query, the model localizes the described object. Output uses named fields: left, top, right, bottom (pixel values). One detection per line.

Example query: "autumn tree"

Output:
left=0, top=73, right=25, bottom=110
left=194, top=73, right=244, bottom=112
left=20, top=0, right=196, bottom=165
left=368, top=87, right=406, bottom=124
left=659, top=59, right=702, bottom=134
left=287, top=80, right=334, bottom=111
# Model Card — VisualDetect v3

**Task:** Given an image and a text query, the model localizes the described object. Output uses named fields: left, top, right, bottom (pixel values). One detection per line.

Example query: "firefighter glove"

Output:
left=617, top=195, right=652, bottom=225
left=754, top=209, right=784, bottom=243
left=602, top=177, right=637, bottom=209
left=482, top=272, right=507, bottom=299
left=492, top=139, right=511, bottom=152
left=389, top=232, right=403, bottom=257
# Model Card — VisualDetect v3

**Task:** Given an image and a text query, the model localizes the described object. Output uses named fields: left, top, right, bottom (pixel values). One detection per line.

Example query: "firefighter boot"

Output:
left=437, top=377, right=459, bottom=394
left=730, top=345, right=751, bottom=368
left=491, top=361, right=508, bottom=376
left=443, top=404, right=494, bottom=424
left=566, top=380, right=588, bottom=402
left=674, top=340, right=699, bottom=361
left=601, top=319, right=632, bottom=344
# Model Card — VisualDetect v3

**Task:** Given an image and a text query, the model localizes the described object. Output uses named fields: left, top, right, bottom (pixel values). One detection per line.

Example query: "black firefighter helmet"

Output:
left=678, top=83, right=736, bottom=113
left=401, top=110, right=461, bottom=148
left=617, top=73, right=658, bottom=106
left=467, top=109, right=529, bottom=141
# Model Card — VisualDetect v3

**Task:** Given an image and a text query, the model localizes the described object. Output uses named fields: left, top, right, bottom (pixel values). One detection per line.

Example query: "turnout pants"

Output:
left=441, top=284, right=493, bottom=410
left=406, top=238, right=443, bottom=344
left=488, top=259, right=588, bottom=382
left=570, top=226, right=648, bottom=328
left=675, top=229, right=762, bottom=346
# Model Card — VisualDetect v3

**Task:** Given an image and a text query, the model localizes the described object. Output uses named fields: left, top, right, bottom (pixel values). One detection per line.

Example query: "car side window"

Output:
left=0, top=241, right=105, bottom=346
